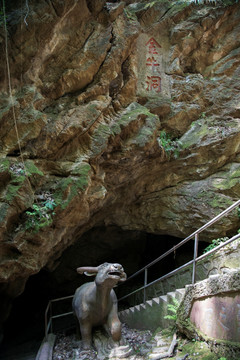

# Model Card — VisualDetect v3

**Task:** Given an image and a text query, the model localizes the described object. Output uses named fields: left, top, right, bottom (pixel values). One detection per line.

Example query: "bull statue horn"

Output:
left=76, top=266, right=99, bottom=276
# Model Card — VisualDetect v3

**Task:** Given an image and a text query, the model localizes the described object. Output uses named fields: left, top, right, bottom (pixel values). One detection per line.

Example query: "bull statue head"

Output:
left=77, top=262, right=127, bottom=287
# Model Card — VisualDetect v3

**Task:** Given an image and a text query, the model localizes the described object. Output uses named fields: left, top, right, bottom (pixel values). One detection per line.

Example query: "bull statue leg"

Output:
left=107, top=301, right=122, bottom=342
left=74, top=315, right=81, bottom=340
left=79, top=321, right=92, bottom=350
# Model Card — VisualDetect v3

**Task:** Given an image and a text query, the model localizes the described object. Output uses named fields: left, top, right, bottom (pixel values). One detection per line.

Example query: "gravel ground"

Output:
left=53, top=324, right=153, bottom=360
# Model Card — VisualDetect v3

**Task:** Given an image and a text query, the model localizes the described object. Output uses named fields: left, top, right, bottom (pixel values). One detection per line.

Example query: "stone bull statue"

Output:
left=72, top=262, right=127, bottom=350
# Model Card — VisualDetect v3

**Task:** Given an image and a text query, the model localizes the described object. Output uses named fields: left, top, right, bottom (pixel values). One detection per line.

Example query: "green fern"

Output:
left=164, top=297, right=180, bottom=322
left=157, top=131, right=182, bottom=159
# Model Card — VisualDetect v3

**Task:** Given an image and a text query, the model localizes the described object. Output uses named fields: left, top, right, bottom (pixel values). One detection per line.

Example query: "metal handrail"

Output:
left=118, top=199, right=240, bottom=303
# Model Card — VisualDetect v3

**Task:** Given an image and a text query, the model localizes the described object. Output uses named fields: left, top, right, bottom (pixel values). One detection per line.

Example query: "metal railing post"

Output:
left=50, top=302, right=53, bottom=333
left=45, top=301, right=50, bottom=339
left=192, top=233, right=199, bottom=284
left=144, top=268, right=148, bottom=304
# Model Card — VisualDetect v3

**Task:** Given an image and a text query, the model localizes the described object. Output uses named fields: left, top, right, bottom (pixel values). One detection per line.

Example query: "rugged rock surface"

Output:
left=0, top=0, right=240, bottom=334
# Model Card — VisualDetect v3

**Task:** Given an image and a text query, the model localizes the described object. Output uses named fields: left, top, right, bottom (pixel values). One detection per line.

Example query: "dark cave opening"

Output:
left=0, top=226, right=208, bottom=352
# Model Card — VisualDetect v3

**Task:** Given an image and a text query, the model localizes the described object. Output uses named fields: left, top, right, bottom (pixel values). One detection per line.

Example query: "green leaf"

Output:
left=164, top=314, right=177, bottom=320
left=24, top=198, right=56, bottom=233
left=167, top=305, right=177, bottom=313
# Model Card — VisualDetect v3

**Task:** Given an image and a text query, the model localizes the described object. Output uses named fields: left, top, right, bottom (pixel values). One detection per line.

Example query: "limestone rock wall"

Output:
left=0, top=0, right=240, bottom=332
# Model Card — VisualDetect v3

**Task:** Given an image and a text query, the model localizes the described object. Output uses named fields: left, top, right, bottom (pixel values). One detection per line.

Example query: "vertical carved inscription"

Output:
left=145, top=38, right=161, bottom=93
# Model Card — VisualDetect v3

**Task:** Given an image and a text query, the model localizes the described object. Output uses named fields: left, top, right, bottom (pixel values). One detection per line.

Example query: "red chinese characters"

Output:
left=146, top=37, right=161, bottom=55
left=146, top=56, right=160, bottom=67
left=146, top=76, right=161, bottom=92
left=145, top=37, right=161, bottom=92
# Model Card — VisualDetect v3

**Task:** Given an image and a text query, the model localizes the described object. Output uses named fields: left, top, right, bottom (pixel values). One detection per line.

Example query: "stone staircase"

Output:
left=119, top=287, right=186, bottom=331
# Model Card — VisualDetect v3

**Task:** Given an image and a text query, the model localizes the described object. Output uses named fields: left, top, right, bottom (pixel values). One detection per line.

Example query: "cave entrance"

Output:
left=1, top=226, right=204, bottom=352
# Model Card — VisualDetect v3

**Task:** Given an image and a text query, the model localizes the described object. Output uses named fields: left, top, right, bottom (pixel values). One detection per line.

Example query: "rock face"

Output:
left=0, top=0, right=240, bottom=333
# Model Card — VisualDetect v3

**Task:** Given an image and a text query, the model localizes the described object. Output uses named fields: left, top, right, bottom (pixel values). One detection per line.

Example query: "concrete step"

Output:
left=146, top=299, right=153, bottom=307
left=159, top=295, right=167, bottom=303
left=167, top=291, right=177, bottom=303
left=152, top=297, right=161, bottom=305
left=119, top=287, right=185, bottom=331
left=175, top=288, right=185, bottom=301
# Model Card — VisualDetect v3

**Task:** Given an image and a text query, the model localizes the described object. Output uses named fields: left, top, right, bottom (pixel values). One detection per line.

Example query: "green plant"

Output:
left=190, top=120, right=201, bottom=128
left=218, top=357, right=227, bottom=360
left=203, top=237, right=229, bottom=253
left=123, top=8, right=137, bottom=21
left=237, top=206, right=240, bottom=218
left=25, top=199, right=56, bottom=233
left=143, top=1, right=157, bottom=9
left=164, top=297, right=180, bottom=324
left=157, top=130, right=182, bottom=159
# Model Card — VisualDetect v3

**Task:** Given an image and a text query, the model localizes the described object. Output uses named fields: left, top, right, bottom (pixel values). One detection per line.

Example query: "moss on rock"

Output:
left=180, top=120, right=209, bottom=149
left=0, top=159, right=10, bottom=172
left=207, top=194, right=233, bottom=209
left=90, top=102, right=159, bottom=156
left=53, top=163, right=91, bottom=209
left=212, top=165, right=240, bottom=192
left=25, top=161, right=44, bottom=177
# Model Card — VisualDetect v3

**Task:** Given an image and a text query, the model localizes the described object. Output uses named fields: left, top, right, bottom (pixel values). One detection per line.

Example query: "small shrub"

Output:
left=25, top=199, right=56, bottom=233
left=203, top=237, right=229, bottom=253
left=157, top=130, right=182, bottom=159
